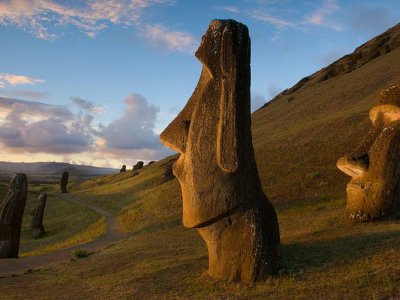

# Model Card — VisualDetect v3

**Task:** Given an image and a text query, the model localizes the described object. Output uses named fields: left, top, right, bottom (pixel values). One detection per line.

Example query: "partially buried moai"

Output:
left=30, top=192, right=47, bottom=239
left=0, top=173, right=28, bottom=258
left=160, top=19, right=280, bottom=283
left=337, top=85, right=400, bottom=222
left=132, top=161, right=144, bottom=171
left=60, top=171, right=69, bottom=193
left=120, top=165, right=126, bottom=173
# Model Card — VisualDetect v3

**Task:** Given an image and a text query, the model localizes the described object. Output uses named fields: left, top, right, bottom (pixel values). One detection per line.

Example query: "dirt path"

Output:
left=0, top=193, right=127, bottom=278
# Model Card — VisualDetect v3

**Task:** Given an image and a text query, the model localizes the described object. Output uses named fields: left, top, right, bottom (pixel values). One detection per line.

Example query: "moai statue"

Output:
left=60, top=171, right=69, bottom=193
left=30, top=192, right=47, bottom=239
left=0, top=173, right=28, bottom=258
left=337, top=85, right=400, bottom=222
left=133, top=161, right=144, bottom=171
left=147, top=161, right=155, bottom=166
left=160, top=19, right=280, bottom=283
left=120, top=165, right=126, bottom=173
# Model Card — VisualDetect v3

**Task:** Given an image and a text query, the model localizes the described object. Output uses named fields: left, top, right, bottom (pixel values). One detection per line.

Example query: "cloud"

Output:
left=0, top=73, right=44, bottom=88
left=143, top=24, right=197, bottom=53
left=0, top=97, right=92, bottom=153
left=250, top=10, right=293, bottom=29
left=215, top=5, right=240, bottom=14
left=98, top=93, right=162, bottom=150
left=304, top=0, right=341, bottom=31
left=0, top=90, right=49, bottom=100
left=71, top=96, right=104, bottom=113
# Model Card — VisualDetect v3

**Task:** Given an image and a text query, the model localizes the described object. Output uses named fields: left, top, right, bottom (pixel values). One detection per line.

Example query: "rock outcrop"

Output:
left=337, top=85, right=400, bottom=221
left=0, top=173, right=28, bottom=258
left=160, top=19, right=280, bottom=283
left=30, top=192, right=47, bottom=238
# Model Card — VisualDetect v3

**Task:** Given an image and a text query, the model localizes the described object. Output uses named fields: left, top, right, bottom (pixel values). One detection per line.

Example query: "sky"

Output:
left=0, top=0, right=399, bottom=168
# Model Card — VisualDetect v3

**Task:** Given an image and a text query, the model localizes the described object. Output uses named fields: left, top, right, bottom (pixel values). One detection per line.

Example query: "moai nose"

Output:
left=160, top=119, right=190, bottom=154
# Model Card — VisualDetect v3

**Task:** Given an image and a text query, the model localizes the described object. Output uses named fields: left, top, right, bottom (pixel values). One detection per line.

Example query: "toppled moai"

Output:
left=337, top=85, right=400, bottom=222
left=160, top=19, right=280, bottom=283
left=133, top=161, right=144, bottom=171
left=120, top=165, right=126, bottom=173
left=60, top=171, right=69, bottom=193
left=30, top=192, right=47, bottom=239
left=0, top=173, right=28, bottom=258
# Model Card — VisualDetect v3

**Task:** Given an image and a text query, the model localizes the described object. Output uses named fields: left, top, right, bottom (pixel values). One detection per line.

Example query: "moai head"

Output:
left=60, top=171, right=69, bottom=193
left=133, top=161, right=144, bottom=171
left=120, top=165, right=126, bottom=173
left=160, top=19, right=262, bottom=228
left=30, top=192, right=47, bottom=239
left=337, top=85, right=400, bottom=221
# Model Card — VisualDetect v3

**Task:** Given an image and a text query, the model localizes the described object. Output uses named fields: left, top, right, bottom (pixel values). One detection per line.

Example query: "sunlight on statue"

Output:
left=337, top=85, right=400, bottom=222
left=160, top=19, right=280, bottom=283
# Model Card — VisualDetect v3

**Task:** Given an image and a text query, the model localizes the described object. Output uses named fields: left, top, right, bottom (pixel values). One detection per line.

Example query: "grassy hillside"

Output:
left=1, top=23, right=400, bottom=299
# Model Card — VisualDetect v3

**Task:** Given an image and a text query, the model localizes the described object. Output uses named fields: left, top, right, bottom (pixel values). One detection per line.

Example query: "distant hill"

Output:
left=252, top=22, right=400, bottom=202
left=0, top=161, right=117, bottom=177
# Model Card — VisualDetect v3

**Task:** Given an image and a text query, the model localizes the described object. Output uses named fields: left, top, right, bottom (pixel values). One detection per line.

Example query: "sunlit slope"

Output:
left=252, top=24, right=400, bottom=203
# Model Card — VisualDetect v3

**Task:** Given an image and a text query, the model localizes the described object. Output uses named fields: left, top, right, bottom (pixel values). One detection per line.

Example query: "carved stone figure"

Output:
left=337, top=85, right=400, bottom=222
left=30, top=192, right=47, bottom=239
left=60, top=171, right=69, bottom=193
left=0, top=173, right=28, bottom=258
left=147, top=161, right=155, bottom=166
left=160, top=19, right=280, bottom=283
left=120, top=165, right=126, bottom=173
left=133, top=161, right=144, bottom=171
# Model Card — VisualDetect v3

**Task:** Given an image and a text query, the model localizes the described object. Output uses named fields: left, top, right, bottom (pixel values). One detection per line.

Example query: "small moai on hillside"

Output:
left=337, top=84, right=400, bottom=222
left=160, top=19, right=280, bottom=284
left=0, top=173, right=28, bottom=258
left=147, top=161, right=155, bottom=166
left=30, top=192, right=47, bottom=239
left=132, top=161, right=144, bottom=171
left=120, top=165, right=126, bottom=173
left=60, top=171, right=69, bottom=193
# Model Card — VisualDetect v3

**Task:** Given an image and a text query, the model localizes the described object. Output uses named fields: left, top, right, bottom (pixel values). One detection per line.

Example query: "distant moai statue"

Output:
left=160, top=19, right=280, bottom=283
left=337, top=85, right=400, bottom=222
left=0, top=173, right=28, bottom=258
left=133, top=161, right=144, bottom=171
left=60, top=171, right=69, bottom=193
left=120, top=165, right=126, bottom=173
left=147, top=161, right=155, bottom=166
left=30, top=192, right=47, bottom=239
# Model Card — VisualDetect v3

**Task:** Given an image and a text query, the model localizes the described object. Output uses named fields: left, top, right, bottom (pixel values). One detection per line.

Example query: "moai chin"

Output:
left=30, top=192, right=47, bottom=239
left=160, top=19, right=280, bottom=283
left=60, top=171, right=69, bottom=193
left=0, top=173, right=28, bottom=258
left=337, top=85, right=400, bottom=222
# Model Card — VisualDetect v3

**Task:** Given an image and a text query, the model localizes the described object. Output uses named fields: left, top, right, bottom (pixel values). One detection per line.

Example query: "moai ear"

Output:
left=217, top=28, right=239, bottom=173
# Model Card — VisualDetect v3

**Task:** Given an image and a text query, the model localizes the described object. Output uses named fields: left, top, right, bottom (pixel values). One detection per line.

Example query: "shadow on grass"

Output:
left=279, top=228, right=400, bottom=273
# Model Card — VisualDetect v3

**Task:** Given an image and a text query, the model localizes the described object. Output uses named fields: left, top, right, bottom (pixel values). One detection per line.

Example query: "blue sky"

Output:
left=0, top=0, right=399, bottom=168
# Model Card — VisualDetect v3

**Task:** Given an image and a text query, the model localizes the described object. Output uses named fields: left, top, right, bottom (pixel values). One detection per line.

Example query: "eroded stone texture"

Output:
left=0, top=173, right=28, bottom=258
left=160, top=19, right=280, bottom=283
left=60, top=171, right=69, bottom=193
left=30, top=192, right=47, bottom=239
left=133, top=161, right=144, bottom=171
left=337, top=84, right=400, bottom=222
left=120, top=165, right=126, bottom=173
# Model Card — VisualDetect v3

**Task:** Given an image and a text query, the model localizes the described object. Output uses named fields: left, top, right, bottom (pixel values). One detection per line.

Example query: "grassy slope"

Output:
left=1, top=26, right=400, bottom=299
left=0, top=184, right=104, bottom=256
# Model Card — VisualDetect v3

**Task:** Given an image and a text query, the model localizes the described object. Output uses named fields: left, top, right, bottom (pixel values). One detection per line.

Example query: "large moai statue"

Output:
left=120, top=165, right=126, bottom=173
left=60, top=171, right=69, bottom=193
left=160, top=19, right=280, bottom=283
left=0, top=173, right=28, bottom=258
left=30, top=192, right=47, bottom=239
left=337, top=85, right=400, bottom=222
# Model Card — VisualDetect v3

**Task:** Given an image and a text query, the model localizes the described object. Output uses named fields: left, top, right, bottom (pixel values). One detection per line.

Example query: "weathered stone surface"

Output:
left=120, top=165, right=126, bottom=173
left=0, top=173, right=28, bottom=258
left=337, top=84, right=400, bottom=222
left=160, top=19, right=280, bottom=283
left=60, top=171, right=69, bottom=193
left=30, top=192, right=47, bottom=239
left=133, top=161, right=144, bottom=171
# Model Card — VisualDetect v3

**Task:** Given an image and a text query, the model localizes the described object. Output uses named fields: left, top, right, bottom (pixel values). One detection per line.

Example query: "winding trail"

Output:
left=0, top=193, right=127, bottom=278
